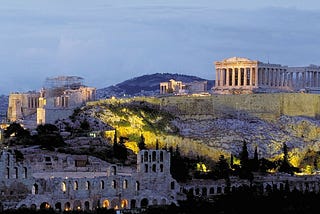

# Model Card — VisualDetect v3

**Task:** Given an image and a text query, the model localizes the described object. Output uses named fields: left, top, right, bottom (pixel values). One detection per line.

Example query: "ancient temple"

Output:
left=213, top=57, right=320, bottom=94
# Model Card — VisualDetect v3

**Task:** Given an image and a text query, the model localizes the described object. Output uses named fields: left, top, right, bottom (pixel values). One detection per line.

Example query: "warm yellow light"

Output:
left=196, top=163, right=208, bottom=172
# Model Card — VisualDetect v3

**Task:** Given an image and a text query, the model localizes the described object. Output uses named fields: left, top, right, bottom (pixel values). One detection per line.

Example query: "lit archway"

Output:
left=40, top=202, right=51, bottom=210
left=64, top=202, right=71, bottom=211
left=73, top=200, right=82, bottom=211
left=102, top=200, right=110, bottom=208
left=121, top=199, right=128, bottom=209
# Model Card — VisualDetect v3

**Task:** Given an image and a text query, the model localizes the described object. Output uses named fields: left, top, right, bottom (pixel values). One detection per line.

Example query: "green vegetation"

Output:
left=3, top=123, right=66, bottom=150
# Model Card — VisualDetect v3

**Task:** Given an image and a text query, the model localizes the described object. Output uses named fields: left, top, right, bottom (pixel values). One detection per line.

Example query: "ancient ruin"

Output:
left=6, top=76, right=96, bottom=129
left=214, top=57, right=320, bottom=94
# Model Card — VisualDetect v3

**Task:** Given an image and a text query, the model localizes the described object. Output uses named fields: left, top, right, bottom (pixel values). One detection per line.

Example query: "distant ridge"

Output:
left=96, top=73, right=214, bottom=99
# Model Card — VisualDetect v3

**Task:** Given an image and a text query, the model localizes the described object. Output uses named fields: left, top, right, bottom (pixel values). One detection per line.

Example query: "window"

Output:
left=62, top=182, right=67, bottom=192
left=144, top=164, right=148, bottom=173
left=23, top=167, right=27, bottom=179
left=135, top=181, right=140, bottom=191
left=112, top=180, right=117, bottom=189
left=86, top=181, right=90, bottom=190
left=152, top=151, right=156, bottom=162
left=32, top=184, right=38, bottom=195
left=123, top=180, right=128, bottom=189
left=160, top=151, right=163, bottom=162
left=152, top=164, right=156, bottom=172
left=100, top=180, right=105, bottom=189
left=74, top=181, right=78, bottom=190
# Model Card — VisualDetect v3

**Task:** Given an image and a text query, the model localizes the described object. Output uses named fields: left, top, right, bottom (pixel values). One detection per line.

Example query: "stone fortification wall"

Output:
left=159, top=93, right=320, bottom=120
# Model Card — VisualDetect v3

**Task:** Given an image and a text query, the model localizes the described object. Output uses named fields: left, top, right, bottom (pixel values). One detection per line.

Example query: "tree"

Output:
left=170, top=146, right=190, bottom=182
left=251, top=145, right=259, bottom=172
left=215, top=155, right=230, bottom=180
left=35, top=124, right=65, bottom=150
left=137, top=134, right=147, bottom=151
left=4, top=122, right=30, bottom=139
left=239, top=140, right=253, bottom=180
left=278, top=143, right=299, bottom=175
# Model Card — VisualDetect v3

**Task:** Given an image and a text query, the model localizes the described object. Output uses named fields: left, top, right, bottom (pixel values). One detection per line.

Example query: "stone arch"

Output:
left=152, top=199, right=158, bottom=206
left=32, top=183, right=39, bottom=195
left=84, top=201, right=90, bottom=211
left=86, top=181, right=90, bottom=190
left=202, top=187, right=207, bottom=196
left=92, top=199, right=100, bottom=210
left=111, top=166, right=116, bottom=175
left=100, top=180, right=105, bottom=189
left=61, top=181, right=67, bottom=192
left=217, top=186, right=222, bottom=194
left=23, top=167, right=27, bottom=178
left=209, top=187, right=214, bottom=194
left=30, top=204, right=37, bottom=210
left=74, top=181, right=78, bottom=190
left=121, top=199, right=128, bottom=209
left=123, top=179, right=128, bottom=189
left=112, top=180, right=117, bottom=189
left=152, top=151, right=156, bottom=161
left=64, top=202, right=71, bottom=211
left=195, top=188, right=200, bottom=195
left=160, top=198, right=166, bottom=205
left=55, top=202, right=62, bottom=212
left=136, top=181, right=140, bottom=191
left=160, top=151, right=163, bottom=162
left=140, top=198, right=148, bottom=208
left=144, top=151, right=148, bottom=162
left=102, top=199, right=110, bottom=208
left=40, top=202, right=51, bottom=209
left=111, top=198, right=119, bottom=209
left=73, top=200, right=82, bottom=211
left=130, top=199, right=136, bottom=209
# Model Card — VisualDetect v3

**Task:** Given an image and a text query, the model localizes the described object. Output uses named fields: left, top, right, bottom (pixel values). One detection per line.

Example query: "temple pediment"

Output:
left=223, top=57, right=252, bottom=62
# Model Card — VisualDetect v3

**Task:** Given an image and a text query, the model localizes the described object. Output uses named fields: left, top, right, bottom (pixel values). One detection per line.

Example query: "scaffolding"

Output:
left=44, top=76, right=84, bottom=90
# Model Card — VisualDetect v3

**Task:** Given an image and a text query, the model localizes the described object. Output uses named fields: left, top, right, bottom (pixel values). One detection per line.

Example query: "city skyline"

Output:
left=1, top=0, right=320, bottom=94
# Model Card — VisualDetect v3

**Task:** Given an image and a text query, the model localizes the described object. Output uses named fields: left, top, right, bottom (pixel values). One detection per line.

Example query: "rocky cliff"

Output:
left=83, top=94, right=320, bottom=173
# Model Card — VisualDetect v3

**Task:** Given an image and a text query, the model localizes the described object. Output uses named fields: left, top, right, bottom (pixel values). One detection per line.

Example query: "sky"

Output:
left=0, top=0, right=320, bottom=94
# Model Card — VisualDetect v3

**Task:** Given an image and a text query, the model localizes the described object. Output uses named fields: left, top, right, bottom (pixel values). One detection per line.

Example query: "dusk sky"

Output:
left=1, top=0, right=320, bottom=94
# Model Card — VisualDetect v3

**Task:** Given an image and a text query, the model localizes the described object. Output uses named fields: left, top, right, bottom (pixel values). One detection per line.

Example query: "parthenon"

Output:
left=213, top=57, right=320, bottom=94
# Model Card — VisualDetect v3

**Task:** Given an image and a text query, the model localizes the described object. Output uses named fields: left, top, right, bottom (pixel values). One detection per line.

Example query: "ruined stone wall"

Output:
left=158, top=93, right=320, bottom=121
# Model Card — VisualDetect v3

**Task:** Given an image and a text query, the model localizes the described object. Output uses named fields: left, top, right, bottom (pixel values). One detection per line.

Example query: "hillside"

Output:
left=72, top=96, right=320, bottom=175
left=96, top=73, right=214, bottom=98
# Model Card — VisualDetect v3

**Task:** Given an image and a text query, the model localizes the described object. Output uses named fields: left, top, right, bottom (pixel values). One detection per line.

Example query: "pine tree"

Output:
left=239, top=140, right=253, bottom=180
left=252, top=145, right=259, bottom=171
left=137, top=134, right=147, bottom=151
left=230, top=154, right=234, bottom=169
left=240, top=140, right=249, bottom=169
left=216, top=155, right=230, bottom=180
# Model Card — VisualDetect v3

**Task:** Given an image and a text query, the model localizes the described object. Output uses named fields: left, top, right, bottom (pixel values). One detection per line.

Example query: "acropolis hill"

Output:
left=86, top=92, right=320, bottom=167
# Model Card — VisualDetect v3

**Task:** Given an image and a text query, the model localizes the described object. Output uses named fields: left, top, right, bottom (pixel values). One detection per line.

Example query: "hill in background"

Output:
left=97, top=73, right=214, bottom=99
